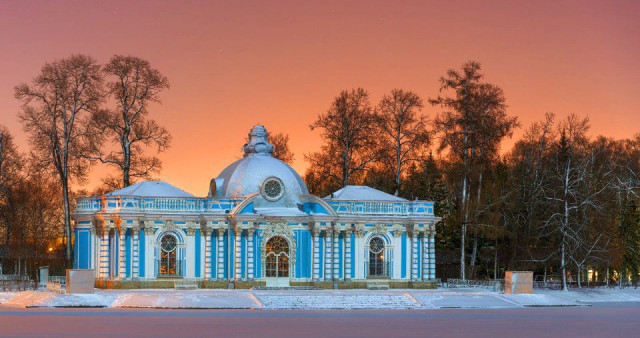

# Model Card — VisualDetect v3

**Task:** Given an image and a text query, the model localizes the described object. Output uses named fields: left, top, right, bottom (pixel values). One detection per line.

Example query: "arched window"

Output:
left=265, top=236, right=289, bottom=277
left=159, top=234, right=178, bottom=276
left=368, top=237, right=387, bottom=277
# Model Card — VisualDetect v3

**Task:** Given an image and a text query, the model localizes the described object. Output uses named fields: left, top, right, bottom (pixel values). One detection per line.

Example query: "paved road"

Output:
left=0, top=303, right=638, bottom=337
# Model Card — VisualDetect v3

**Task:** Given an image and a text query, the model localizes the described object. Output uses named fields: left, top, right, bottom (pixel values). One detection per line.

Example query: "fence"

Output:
left=446, top=278, right=504, bottom=291
left=0, top=275, right=37, bottom=291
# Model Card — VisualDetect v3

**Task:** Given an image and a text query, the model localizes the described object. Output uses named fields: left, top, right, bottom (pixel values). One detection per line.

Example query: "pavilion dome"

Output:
left=212, top=125, right=308, bottom=207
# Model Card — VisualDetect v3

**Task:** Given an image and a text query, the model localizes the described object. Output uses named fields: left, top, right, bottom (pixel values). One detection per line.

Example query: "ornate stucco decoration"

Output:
left=392, top=225, right=404, bottom=238
left=260, top=221, right=297, bottom=279
left=371, top=223, right=388, bottom=235
left=354, top=223, right=365, bottom=238
left=160, top=220, right=178, bottom=232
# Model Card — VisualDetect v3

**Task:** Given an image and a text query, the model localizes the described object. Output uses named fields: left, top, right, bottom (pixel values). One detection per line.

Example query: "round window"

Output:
left=261, top=177, right=285, bottom=201
left=161, top=235, right=177, bottom=253
left=369, top=237, right=384, bottom=254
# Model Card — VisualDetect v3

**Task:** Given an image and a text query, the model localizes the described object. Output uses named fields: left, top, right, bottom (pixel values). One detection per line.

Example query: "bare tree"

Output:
left=430, top=61, right=518, bottom=280
left=307, top=88, right=378, bottom=188
left=374, top=89, right=430, bottom=196
left=15, top=54, right=103, bottom=266
left=269, top=132, right=294, bottom=164
left=92, top=55, right=171, bottom=188
left=0, top=126, right=24, bottom=262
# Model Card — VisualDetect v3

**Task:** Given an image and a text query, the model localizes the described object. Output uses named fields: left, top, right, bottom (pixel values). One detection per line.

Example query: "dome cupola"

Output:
left=212, top=125, right=308, bottom=207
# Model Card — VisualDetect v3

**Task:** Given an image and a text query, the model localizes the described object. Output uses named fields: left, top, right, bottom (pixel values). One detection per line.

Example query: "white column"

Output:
left=132, top=229, right=140, bottom=278
left=91, top=228, right=98, bottom=276
left=204, top=229, right=211, bottom=279
left=428, top=232, right=436, bottom=279
left=217, top=229, right=225, bottom=280
left=185, top=229, right=196, bottom=278
left=234, top=228, right=243, bottom=280
left=411, top=231, right=419, bottom=281
left=344, top=229, right=352, bottom=281
left=422, top=233, right=429, bottom=281
left=332, top=229, right=340, bottom=279
left=99, top=229, right=109, bottom=279
left=354, top=227, right=364, bottom=279
left=312, top=229, right=321, bottom=281
left=144, top=227, right=155, bottom=278
left=247, top=228, right=255, bottom=280
left=119, top=228, right=127, bottom=279
left=324, top=230, right=332, bottom=281
left=392, top=228, right=402, bottom=279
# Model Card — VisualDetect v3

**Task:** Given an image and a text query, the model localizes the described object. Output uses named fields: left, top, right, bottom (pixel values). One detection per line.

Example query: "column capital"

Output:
left=354, top=224, right=365, bottom=238
left=143, top=227, right=155, bottom=235
left=186, top=228, right=198, bottom=236
left=392, top=226, right=404, bottom=238
left=246, top=228, right=256, bottom=237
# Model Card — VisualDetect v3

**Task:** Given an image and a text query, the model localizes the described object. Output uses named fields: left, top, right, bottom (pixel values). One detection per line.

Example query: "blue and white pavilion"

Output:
left=73, top=126, right=440, bottom=287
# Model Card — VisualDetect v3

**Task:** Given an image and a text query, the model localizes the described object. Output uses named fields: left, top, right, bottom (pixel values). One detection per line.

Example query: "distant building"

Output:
left=73, top=126, right=440, bottom=288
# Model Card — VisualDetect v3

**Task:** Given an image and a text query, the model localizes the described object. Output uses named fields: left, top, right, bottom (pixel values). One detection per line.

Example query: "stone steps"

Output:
left=256, top=295, right=419, bottom=309
left=252, top=286, right=323, bottom=290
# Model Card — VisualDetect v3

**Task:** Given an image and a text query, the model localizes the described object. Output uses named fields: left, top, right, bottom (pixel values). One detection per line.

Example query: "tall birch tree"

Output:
left=15, top=54, right=103, bottom=266
left=92, top=55, right=171, bottom=188
left=374, top=89, right=430, bottom=196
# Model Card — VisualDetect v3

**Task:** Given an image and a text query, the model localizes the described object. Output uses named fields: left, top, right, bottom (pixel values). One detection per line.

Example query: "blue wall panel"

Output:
left=195, top=230, right=201, bottom=278
left=126, top=230, right=132, bottom=277
left=401, top=232, right=407, bottom=278
left=139, top=230, right=145, bottom=277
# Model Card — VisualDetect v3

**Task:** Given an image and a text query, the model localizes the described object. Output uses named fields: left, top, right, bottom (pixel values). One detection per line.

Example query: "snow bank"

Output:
left=2, top=288, right=639, bottom=310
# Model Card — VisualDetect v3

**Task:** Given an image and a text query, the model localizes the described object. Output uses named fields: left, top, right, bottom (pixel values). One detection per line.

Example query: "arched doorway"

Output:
left=264, top=236, right=290, bottom=286
left=159, top=234, right=178, bottom=277
left=368, top=237, right=387, bottom=277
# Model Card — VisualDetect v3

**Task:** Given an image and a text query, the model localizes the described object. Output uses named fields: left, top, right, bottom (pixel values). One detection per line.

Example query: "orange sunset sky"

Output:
left=1, top=0, right=638, bottom=196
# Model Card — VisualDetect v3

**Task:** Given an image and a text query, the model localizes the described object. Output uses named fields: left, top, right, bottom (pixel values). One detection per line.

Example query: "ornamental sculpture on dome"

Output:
left=242, top=125, right=274, bottom=157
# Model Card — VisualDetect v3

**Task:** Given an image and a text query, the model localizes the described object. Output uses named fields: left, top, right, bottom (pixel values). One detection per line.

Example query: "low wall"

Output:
left=94, top=279, right=437, bottom=289
left=66, top=269, right=95, bottom=294
left=504, top=271, right=533, bottom=294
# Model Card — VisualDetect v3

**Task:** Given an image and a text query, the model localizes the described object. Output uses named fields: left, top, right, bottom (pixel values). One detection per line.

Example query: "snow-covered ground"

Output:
left=1, top=287, right=639, bottom=309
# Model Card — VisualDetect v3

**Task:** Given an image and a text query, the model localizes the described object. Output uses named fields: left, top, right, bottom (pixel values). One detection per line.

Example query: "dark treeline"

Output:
left=305, top=61, right=640, bottom=289
left=0, top=54, right=170, bottom=275
left=1, top=57, right=638, bottom=288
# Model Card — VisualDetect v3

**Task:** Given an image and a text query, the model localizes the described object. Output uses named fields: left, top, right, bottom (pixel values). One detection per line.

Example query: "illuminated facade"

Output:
left=73, top=126, right=440, bottom=287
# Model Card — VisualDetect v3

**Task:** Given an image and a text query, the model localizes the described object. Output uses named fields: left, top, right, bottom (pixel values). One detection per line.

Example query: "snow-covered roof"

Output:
left=105, top=181, right=195, bottom=198
left=254, top=207, right=309, bottom=217
left=324, top=186, right=408, bottom=202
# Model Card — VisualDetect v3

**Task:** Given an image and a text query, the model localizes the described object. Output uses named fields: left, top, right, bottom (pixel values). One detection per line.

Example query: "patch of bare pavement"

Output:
left=0, top=304, right=638, bottom=337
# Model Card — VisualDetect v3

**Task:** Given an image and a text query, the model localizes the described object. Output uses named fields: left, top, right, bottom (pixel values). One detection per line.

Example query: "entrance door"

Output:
left=368, top=237, right=387, bottom=277
left=265, top=236, right=290, bottom=286
left=159, top=234, right=178, bottom=277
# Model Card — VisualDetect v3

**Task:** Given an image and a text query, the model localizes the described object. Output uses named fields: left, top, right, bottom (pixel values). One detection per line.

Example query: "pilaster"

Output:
left=246, top=228, right=255, bottom=280
left=99, top=228, right=110, bottom=279
left=234, top=227, right=243, bottom=280
left=332, top=229, right=339, bottom=280
left=217, top=228, right=226, bottom=280
left=118, top=227, right=127, bottom=279
left=185, top=227, right=197, bottom=278
left=344, top=228, right=353, bottom=281
left=132, top=228, right=140, bottom=279
left=323, top=229, right=332, bottom=281
left=312, top=227, right=321, bottom=281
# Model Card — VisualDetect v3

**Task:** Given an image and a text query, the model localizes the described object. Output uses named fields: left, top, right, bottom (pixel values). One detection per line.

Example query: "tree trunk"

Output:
left=494, top=238, right=498, bottom=280
left=470, top=229, right=478, bottom=279
left=62, top=177, right=72, bottom=268
left=577, top=265, right=582, bottom=288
